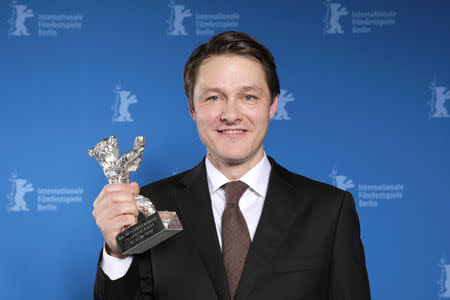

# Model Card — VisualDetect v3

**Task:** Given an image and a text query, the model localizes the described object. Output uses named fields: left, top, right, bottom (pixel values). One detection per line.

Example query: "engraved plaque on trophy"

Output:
left=88, top=135, right=182, bottom=255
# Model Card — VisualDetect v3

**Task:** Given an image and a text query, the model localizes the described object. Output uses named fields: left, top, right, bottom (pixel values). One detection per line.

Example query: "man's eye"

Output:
left=244, top=95, right=255, bottom=101
left=207, top=96, right=219, bottom=101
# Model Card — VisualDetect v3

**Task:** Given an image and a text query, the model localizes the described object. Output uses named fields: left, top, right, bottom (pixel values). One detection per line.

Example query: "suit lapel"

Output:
left=235, top=159, right=304, bottom=300
left=175, top=160, right=230, bottom=300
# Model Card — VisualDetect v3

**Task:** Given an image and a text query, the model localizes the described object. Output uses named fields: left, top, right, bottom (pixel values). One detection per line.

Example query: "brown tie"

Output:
left=222, top=181, right=251, bottom=299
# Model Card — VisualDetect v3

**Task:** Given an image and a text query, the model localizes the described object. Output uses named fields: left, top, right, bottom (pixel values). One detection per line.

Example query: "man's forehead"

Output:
left=207, top=53, right=263, bottom=66
left=196, top=84, right=265, bottom=95
left=192, top=54, right=269, bottom=96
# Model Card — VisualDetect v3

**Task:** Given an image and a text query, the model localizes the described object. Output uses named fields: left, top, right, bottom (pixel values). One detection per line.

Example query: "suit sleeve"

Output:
left=94, top=248, right=154, bottom=300
left=328, top=191, right=371, bottom=300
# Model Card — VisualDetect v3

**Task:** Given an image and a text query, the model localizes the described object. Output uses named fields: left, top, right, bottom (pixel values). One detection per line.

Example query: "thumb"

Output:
left=129, top=182, right=140, bottom=195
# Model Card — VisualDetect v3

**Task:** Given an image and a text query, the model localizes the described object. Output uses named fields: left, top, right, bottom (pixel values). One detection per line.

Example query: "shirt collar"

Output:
left=205, top=153, right=272, bottom=198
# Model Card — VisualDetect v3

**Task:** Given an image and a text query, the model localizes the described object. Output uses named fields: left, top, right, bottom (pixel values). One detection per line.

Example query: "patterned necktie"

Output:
left=222, top=181, right=251, bottom=299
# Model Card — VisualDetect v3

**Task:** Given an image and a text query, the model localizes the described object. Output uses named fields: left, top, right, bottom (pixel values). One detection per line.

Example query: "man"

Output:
left=93, top=31, right=371, bottom=300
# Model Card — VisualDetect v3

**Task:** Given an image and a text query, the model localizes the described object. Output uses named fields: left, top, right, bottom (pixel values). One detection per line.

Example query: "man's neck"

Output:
left=206, top=150, right=265, bottom=181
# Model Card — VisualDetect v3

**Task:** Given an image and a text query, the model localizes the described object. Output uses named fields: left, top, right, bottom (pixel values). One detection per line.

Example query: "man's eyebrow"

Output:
left=201, top=87, right=225, bottom=94
left=198, top=85, right=263, bottom=96
left=240, top=85, right=263, bottom=93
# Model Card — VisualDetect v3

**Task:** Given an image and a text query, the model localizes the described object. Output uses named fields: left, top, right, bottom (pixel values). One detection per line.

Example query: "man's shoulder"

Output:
left=271, top=159, right=348, bottom=201
left=140, top=168, right=191, bottom=196
left=138, top=167, right=193, bottom=210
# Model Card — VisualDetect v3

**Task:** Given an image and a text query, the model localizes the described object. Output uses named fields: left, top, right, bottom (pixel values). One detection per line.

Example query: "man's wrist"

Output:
left=101, top=243, right=133, bottom=280
left=105, top=243, right=128, bottom=259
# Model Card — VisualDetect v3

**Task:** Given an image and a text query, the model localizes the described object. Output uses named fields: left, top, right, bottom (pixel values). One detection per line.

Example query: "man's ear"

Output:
left=189, top=100, right=196, bottom=121
left=269, top=95, right=279, bottom=120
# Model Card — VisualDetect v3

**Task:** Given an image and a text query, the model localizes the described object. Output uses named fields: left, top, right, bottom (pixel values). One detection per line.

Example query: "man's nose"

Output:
left=220, top=99, right=242, bottom=123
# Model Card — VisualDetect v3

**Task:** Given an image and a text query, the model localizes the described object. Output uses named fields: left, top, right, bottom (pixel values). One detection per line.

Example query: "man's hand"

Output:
left=92, top=182, right=140, bottom=258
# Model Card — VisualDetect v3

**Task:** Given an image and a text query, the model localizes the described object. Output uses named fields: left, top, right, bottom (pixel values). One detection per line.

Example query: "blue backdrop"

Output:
left=2, top=0, right=450, bottom=299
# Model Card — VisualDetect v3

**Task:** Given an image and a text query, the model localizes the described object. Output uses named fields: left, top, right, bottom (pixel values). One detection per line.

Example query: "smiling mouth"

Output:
left=219, top=129, right=246, bottom=134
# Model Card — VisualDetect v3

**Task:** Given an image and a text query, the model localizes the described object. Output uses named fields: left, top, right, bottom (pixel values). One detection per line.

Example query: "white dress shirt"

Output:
left=101, top=153, right=272, bottom=280
left=206, top=153, right=271, bottom=249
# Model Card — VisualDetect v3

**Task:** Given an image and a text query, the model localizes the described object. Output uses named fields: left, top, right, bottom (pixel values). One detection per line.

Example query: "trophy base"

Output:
left=116, top=211, right=183, bottom=255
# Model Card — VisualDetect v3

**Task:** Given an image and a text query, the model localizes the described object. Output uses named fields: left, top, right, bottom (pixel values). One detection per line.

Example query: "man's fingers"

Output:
left=117, top=214, right=138, bottom=229
left=95, top=183, right=140, bottom=207
left=94, top=200, right=138, bottom=222
left=110, top=214, right=138, bottom=235
left=129, top=182, right=140, bottom=195
left=92, top=182, right=140, bottom=253
left=104, top=183, right=134, bottom=194
left=95, top=183, right=127, bottom=207
left=102, top=191, right=136, bottom=208
left=109, top=201, right=139, bottom=218
left=94, top=191, right=133, bottom=216
left=104, top=182, right=139, bottom=195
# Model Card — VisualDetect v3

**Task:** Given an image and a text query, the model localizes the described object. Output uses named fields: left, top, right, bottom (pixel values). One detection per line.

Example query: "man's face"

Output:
left=190, top=55, right=278, bottom=167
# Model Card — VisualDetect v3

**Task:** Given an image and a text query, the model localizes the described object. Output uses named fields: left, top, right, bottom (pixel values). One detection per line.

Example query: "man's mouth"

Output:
left=219, top=129, right=246, bottom=134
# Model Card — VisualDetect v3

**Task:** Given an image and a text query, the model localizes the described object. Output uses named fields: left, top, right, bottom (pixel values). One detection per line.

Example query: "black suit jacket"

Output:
left=94, top=157, right=371, bottom=300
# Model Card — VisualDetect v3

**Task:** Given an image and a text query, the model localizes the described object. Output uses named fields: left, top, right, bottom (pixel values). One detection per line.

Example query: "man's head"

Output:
left=184, top=32, right=280, bottom=170
left=184, top=31, right=280, bottom=109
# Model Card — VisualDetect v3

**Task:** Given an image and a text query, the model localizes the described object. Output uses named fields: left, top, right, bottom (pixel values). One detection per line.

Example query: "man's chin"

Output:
left=223, top=157, right=248, bottom=166
left=216, top=152, right=259, bottom=166
left=208, top=152, right=246, bottom=166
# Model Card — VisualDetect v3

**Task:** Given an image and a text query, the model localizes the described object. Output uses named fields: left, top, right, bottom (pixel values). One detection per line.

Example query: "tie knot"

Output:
left=224, top=181, right=248, bottom=205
